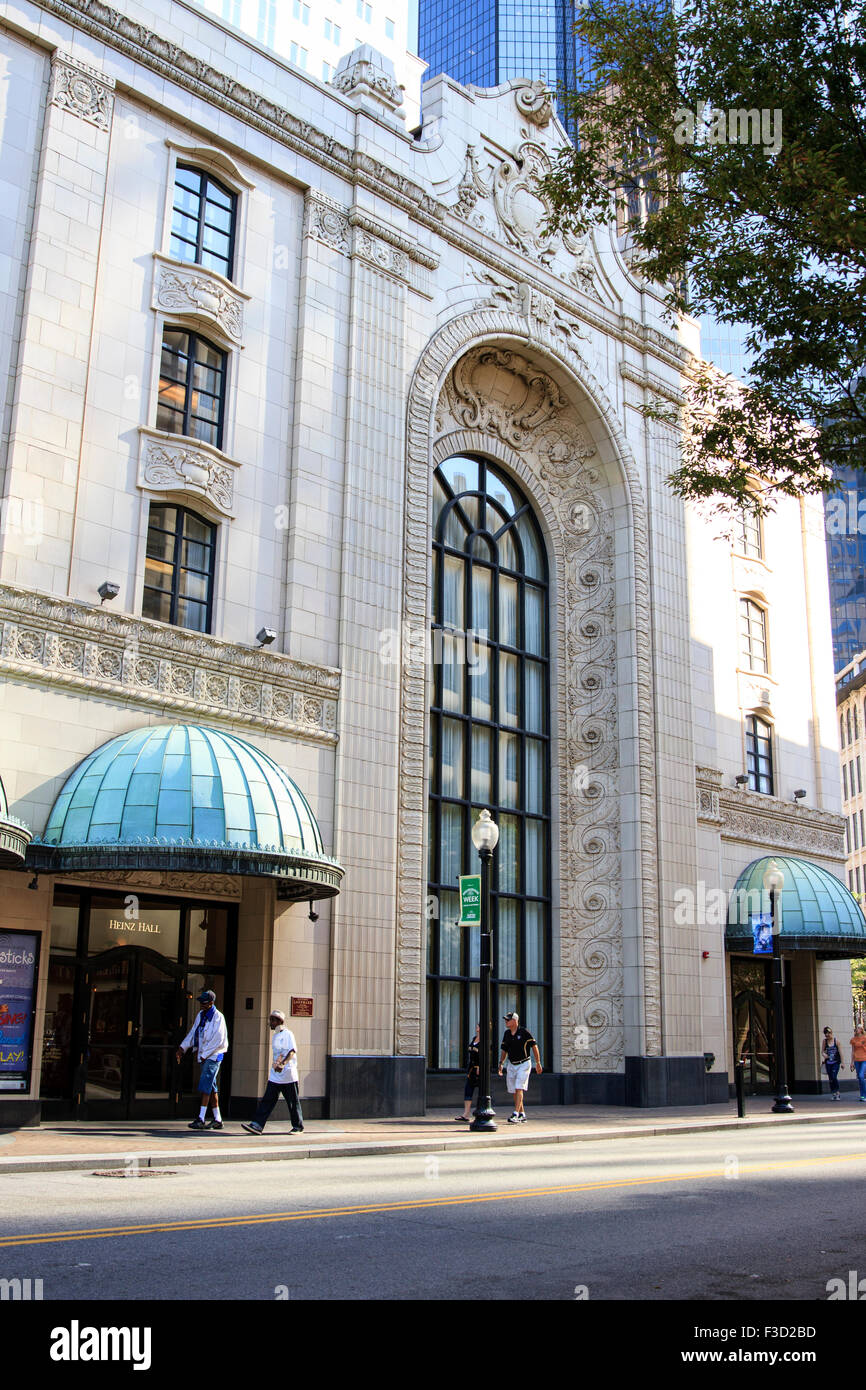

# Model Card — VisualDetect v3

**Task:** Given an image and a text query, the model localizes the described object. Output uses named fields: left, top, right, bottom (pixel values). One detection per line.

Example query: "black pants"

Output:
left=253, top=1080, right=304, bottom=1130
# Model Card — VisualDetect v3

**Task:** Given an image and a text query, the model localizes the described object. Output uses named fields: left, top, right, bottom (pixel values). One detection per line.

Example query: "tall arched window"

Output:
left=427, top=455, right=551, bottom=1072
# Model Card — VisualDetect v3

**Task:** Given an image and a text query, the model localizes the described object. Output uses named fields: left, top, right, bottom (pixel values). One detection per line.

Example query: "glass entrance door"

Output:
left=85, top=949, right=185, bottom=1118
left=731, top=957, right=774, bottom=1092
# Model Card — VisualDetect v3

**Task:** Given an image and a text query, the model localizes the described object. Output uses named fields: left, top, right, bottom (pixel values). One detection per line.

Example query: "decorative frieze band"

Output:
left=56, top=870, right=242, bottom=899
left=347, top=211, right=440, bottom=271
left=0, top=585, right=339, bottom=746
left=137, top=429, right=239, bottom=519
left=696, top=766, right=845, bottom=857
left=152, top=255, right=248, bottom=344
left=49, top=51, right=115, bottom=131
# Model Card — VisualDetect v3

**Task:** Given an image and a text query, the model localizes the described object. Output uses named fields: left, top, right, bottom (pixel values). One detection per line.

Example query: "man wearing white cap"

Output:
left=242, top=1010, right=304, bottom=1134
left=497, top=1011, right=542, bottom=1123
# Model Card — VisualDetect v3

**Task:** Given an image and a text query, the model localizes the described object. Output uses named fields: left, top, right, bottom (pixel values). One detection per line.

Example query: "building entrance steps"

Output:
left=1, top=1097, right=864, bottom=1175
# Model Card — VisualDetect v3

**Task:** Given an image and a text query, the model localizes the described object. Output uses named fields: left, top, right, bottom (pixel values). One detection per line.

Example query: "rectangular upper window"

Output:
left=170, top=165, right=237, bottom=281
left=739, top=598, right=768, bottom=674
left=385, top=15, right=395, bottom=38
left=157, top=328, right=227, bottom=451
left=745, top=715, right=773, bottom=795
left=143, top=503, right=216, bottom=634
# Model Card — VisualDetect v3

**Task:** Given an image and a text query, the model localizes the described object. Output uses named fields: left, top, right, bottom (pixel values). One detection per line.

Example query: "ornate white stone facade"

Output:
left=0, top=0, right=849, bottom=1119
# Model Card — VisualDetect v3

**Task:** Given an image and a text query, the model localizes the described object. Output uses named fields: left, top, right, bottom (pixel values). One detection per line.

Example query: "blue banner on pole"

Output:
left=750, top=913, right=773, bottom=955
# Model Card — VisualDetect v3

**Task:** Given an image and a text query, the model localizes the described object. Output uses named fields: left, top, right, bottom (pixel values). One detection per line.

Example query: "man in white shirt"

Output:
left=176, top=988, right=229, bottom=1131
left=242, top=1009, right=304, bottom=1134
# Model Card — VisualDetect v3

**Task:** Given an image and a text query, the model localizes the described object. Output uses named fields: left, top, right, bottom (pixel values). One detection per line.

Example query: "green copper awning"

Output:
left=0, top=774, right=32, bottom=868
left=27, top=724, right=342, bottom=900
left=726, top=855, right=866, bottom=958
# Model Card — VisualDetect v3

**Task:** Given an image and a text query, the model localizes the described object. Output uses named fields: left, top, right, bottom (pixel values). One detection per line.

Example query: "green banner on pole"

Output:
left=458, top=873, right=482, bottom=925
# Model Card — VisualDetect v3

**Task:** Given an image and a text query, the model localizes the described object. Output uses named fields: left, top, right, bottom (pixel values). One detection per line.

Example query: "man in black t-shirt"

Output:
left=498, top=1011, right=542, bottom=1123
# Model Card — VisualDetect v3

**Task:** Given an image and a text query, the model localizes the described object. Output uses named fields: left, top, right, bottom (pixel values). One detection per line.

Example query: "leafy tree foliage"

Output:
left=541, top=0, right=866, bottom=515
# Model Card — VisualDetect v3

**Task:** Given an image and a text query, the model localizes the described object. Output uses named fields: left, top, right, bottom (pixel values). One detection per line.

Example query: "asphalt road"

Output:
left=2, top=1118, right=864, bottom=1301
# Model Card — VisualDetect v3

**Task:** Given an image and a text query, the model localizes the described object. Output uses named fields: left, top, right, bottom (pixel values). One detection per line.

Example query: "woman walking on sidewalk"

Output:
left=849, top=1024, right=866, bottom=1101
left=821, top=1026, right=844, bottom=1100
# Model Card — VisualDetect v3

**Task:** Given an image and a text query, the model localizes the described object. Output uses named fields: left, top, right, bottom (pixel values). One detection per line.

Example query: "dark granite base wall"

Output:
left=625, top=1055, right=722, bottom=1106
left=326, top=1056, right=427, bottom=1118
left=0, top=1101, right=40, bottom=1128
left=426, top=1062, right=726, bottom=1109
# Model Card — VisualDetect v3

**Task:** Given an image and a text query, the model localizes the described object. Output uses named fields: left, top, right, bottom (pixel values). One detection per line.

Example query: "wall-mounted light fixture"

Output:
left=793, top=789, right=807, bottom=802
left=256, top=627, right=276, bottom=647
left=735, top=774, right=749, bottom=786
left=98, top=581, right=119, bottom=604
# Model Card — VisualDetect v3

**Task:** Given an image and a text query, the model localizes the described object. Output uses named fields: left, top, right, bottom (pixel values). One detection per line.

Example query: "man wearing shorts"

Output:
left=176, top=989, right=229, bottom=1130
left=498, top=1011, right=542, bottom=1123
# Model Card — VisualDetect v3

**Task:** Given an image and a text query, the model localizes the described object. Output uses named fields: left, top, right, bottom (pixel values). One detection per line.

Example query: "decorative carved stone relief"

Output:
left=0, top=584, right=339, bottom=746
left=49, top=51, right=115, bottom=131
left=514, top=80, right=554, bottom=129
left=493, top=141, right=556, bottom=262
left=332, top=45, right=404, bottom=117
left=153, top=256, right=246, bottom=343
left=56, top=870, right=242, bottom=898
left=138, top=430, right=238, bottom=518
left=470, top=268, right=592, bottom=353
left=351, top=226, right=409, bottom=281
left=304, top=191, right=351, bottom=255
left=447, top=347, right=569, bottom=446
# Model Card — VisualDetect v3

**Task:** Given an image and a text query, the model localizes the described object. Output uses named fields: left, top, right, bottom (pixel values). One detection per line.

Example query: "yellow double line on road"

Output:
left=2, top=1149, right=864, bottom=1248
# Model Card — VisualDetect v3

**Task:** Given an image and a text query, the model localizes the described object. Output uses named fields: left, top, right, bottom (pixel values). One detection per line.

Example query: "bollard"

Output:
left=735, top=1057, right=746, bottom=1118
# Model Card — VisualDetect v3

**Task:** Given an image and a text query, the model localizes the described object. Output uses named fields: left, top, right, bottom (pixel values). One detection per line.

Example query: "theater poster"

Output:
left=0, top=931, right=40, bottom=1091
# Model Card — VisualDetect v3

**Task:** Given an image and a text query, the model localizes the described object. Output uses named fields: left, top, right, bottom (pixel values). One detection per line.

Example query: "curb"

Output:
left=2, top=1106, right=863, bottom=1175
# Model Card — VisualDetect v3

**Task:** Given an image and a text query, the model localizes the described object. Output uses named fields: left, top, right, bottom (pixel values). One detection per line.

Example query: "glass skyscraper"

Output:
left=418, top=0, right=589, bottom=134
left=825, top=463, right=866, bottom=673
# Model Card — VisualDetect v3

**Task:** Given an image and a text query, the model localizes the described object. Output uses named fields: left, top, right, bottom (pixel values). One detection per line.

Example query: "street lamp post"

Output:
left=763, top=858, right=794, bottom=1114
left=470, top=808, right=499, bottom=1132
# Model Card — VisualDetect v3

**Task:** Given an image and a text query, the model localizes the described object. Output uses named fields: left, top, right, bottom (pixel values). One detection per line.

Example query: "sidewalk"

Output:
left=1, top=1095, right=864, bottom=1174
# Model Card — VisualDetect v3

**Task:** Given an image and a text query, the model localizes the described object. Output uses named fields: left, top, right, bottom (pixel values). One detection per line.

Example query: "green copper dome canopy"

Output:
left=726, top=855, right=866, bottom=958
left=0, top=774, right=32, bottom=868
left=28, top=724, right=342, bottom=900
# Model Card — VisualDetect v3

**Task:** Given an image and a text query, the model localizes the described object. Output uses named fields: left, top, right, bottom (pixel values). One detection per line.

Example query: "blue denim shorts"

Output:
left=198, top=1057, right=222, bottom=1094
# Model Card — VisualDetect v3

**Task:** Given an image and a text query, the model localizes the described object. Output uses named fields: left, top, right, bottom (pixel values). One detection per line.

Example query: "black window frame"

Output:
left=745, top=714, right=774, bottom=795
left=426, top=454, right=551, bottom=1074
left=157, top=327, right=228, bottom=451
left=170, top=163, right=238, bottom=282
left=143, top=502, right=217, bottom=635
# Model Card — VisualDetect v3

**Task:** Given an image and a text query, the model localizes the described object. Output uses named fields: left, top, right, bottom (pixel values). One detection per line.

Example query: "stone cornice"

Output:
left=0, top=584, right=340, bottom=745
left=696, top=766, right=845, bottom=857
left=21, top=0, right=686, bottom=372
left=619, top=361, right=686, bottom=406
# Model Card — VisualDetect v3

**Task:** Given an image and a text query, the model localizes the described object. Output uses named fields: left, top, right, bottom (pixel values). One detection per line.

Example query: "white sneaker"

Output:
left=517, top=1112, right=527, bottom=1122
left=507, top=1112, right=520, bottom=1124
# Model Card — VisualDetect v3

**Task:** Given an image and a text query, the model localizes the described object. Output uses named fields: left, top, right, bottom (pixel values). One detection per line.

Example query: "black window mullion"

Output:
left=169, top=516, right=183, bottom=627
